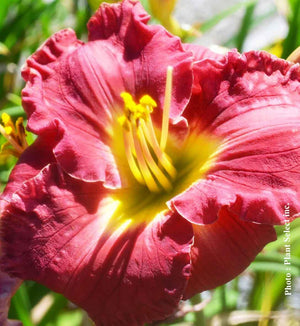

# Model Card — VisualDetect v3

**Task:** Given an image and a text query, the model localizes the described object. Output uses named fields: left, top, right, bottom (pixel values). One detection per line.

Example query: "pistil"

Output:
left=160, top=66, right=173, bottom=152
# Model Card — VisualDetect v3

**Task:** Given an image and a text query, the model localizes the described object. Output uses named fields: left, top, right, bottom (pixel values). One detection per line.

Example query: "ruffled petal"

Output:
left=21, top=0, right=192, bottom=187
left=184, top=207, right=276, bottom=298
left=173, top=50, right=300, bottom=225
left=0, top=271, right=21, bottom=326
left=87, top=0, right=193, bottom=122
left=0, top=164, right=193, bottom=326
left=1, top=134, right=56, bottom=203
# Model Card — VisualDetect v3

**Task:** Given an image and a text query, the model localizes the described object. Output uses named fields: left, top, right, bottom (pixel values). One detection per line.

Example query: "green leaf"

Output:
left=235, top=2, right=257, bottom=51
left=10, top=283, right=34, bottom=326
left=0, top=106, right=25, bottom=118
left=6, top=93, right=22, bottom=106
left=255, top=251, right=300, bottom=268
left=264, top=224, right=300, bottom=252
left=282, top=0, right=300, bottom=58
left=249, top=261, right=299, bottom=275
left=200, top=0, right=258, bottom=33
left=203, top=285, right=238, bottom=319
left=0, top=0, right=18, bottom=28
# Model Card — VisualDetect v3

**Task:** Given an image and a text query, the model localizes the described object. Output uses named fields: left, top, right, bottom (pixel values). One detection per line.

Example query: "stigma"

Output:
left=0, top=113, right=28, bottom=158
left=119, top=66, right=176, bottom=192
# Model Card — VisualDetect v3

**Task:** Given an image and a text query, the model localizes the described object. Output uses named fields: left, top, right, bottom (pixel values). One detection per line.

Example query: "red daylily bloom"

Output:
left=1, top=0, right=300, bottom=325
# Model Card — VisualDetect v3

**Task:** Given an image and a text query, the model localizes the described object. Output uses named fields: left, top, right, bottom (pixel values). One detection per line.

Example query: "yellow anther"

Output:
left=2, top=112, right=12, bottom=124
left=121, top=92, right=137, bottom=112
left=132, top=104, right=146, bottom=120
left=139, top=95, right=157, bottom=109
left=4, top=126, right=12, bottom=135
left=120, top=92, right=134, bottom=103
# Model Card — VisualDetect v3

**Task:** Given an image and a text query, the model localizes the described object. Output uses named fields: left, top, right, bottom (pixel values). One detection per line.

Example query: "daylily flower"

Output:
left=0, top=0, right=300, bottom=325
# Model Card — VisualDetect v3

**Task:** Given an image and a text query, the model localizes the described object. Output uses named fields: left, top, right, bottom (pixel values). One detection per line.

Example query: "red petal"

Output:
left=87, top=0, right=193, bottom=122
left=1, top=164, right=193, bottom=325
left=173, top=50, right=300, bottom=225
left=0, top=271, right=21, bottom=326
left=88, top=0, right=151, bottom=50
left=184, top=207, right=276, bottom=298
left=21, top=0, right=192, bottom=187
left=1, top=135, right=55, bottom=203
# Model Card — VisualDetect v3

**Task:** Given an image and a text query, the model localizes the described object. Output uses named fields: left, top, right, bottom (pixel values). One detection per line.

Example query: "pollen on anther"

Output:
left=2, top=113, right=12, bottom=125
left=140, top=95, right=157, bottom=108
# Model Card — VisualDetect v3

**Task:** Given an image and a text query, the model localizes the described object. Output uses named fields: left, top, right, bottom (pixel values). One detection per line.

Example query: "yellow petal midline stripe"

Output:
left=137, top=125, right=173, bottom=192
left=160, top=66, right=173, bottom=151
left=123, top=126, right=145, bottom=185
left=131, top=120, right=160, bottom=192
left=140, top=117, right=176, bottom=179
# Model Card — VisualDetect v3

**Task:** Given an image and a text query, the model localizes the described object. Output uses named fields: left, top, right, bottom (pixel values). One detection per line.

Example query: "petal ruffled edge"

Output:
left=88, top=0, right=151, bottom=52
left=1, top=163, right=193, bottom=325
left=22, top=28, right=83, bottom=85
left=21, top=0, right=193, bottom=187
left=172, top=50, right=300, bottom=226
left=87, top=0, right=194, bottom=122
left=1, top=134, right=56, bottom=204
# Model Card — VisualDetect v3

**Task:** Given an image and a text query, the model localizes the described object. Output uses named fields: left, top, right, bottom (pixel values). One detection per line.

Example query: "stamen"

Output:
left=123, top=125, right=145, bottom=185
left=1, top=143, right=19, bottom=157
left=139, top=95, right=157, bottom=111
left=131, top=121, right=160, bottom=192
left=2, top=113, right=14, bottom=130
left=140, top=118, right=176, bottom=178
left=119, top=67, right=176, bottom=192
left=160, top=66, right=173, bottom=151
left=16, top=117, right=28, bottom=149
left=137, top=125, right=172, bottom=192
left=0, top=113, right=28, bottom=158
left=121, top=92, right=136, bottom=113
left=0, top=125, right=24, bottom=154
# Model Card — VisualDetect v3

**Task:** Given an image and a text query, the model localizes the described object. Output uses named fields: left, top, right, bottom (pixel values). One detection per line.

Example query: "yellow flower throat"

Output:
left=119, top=66, right=176, bottom=193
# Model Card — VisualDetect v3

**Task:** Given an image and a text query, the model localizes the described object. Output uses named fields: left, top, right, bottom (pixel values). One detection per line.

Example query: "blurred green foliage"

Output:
left=0, top=0, right=299, bottom=325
